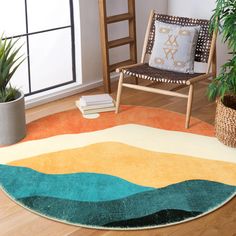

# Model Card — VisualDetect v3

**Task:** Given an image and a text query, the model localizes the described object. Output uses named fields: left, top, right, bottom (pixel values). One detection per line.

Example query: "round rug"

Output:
left=0, top=106, right=235, bottom=230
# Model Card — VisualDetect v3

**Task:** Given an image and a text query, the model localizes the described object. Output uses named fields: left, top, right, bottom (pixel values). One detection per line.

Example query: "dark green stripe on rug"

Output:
left=17, top=195, right=204, bottom=227
left=1, top=164, right=236, bottom=229
left=104, top=209, right=202, bottom=227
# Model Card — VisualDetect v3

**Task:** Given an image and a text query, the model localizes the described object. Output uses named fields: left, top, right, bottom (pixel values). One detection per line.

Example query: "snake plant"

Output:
left=0, top=35, right=24, bottom=102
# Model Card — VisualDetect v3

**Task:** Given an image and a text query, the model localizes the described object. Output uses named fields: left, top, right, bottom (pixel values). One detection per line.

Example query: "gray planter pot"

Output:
left=0, top=91, right=26, bottom=146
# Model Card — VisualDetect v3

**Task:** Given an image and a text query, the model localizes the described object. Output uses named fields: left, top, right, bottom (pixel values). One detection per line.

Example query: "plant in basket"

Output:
left=208, top=0, right=236, bottom=147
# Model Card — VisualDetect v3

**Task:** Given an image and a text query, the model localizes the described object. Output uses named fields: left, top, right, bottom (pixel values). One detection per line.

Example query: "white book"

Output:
left=76, top=100, right=114, bottom=111
left=80, top=94, right=113, bottom=106
left=79, top=98, right=113, bottom=107
left=77, top=104, right=115, bottom=115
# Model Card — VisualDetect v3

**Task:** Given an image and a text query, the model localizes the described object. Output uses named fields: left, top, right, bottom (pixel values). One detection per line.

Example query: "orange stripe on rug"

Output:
left=23, top=105, right=214, bottom=142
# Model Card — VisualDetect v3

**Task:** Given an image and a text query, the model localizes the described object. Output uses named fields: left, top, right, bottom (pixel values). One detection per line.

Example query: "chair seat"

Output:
left=122, top=63, right=204, bottom=85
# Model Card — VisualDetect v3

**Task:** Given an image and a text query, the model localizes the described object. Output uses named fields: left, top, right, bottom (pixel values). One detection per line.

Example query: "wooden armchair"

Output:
left=115, top=10, right=217, bottom=128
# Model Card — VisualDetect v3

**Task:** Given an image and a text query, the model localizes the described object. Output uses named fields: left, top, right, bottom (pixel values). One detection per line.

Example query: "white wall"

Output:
left=168, top=0, right=230, bottom=73
left=136, top=0, right=168, bottom=60
left=79, top=0, right=168, bottom=85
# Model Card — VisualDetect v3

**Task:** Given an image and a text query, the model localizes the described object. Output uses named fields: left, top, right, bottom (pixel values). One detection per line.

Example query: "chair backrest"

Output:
left=144, top=12, right=213, bottom=63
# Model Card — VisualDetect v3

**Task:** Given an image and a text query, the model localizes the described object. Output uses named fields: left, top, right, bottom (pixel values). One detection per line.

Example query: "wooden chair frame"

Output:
left=115, top=10, right=217, bottom=128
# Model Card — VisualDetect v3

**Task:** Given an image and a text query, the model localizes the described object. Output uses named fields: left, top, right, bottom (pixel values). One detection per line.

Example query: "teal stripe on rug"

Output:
left=0, top=164, right=154, bottom=202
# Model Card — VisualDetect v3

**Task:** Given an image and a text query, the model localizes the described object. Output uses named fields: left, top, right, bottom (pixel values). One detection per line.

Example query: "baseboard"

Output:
left=25, top=75, right=119, bottom=109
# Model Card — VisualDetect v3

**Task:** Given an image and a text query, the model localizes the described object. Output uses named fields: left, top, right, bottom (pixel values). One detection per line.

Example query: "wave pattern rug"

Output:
left=0, top=106, right=236, bottom=230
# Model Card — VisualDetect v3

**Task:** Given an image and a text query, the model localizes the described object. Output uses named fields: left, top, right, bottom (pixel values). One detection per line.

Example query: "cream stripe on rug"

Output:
left=0, top=124, right=235, bottom=164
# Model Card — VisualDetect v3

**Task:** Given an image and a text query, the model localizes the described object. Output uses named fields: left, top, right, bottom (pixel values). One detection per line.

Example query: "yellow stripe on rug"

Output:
left=9, top=142, right=236, bottom=188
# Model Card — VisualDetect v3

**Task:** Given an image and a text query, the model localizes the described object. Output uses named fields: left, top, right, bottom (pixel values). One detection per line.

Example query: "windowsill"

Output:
left=25, top=81, right=82, bottom=109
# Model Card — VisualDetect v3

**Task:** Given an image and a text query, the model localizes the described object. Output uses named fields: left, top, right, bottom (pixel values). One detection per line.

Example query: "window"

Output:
left=1, top=0, right=78, bottom=97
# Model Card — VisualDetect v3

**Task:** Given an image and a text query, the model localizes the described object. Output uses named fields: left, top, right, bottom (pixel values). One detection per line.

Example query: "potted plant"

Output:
left=0, top=35, right=26, bottom=146
left=208, top=0, right=236, bottom=147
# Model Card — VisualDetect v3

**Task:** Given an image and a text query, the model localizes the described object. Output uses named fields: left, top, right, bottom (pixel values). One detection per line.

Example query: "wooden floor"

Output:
left=1, top=80, right=236, bottom=236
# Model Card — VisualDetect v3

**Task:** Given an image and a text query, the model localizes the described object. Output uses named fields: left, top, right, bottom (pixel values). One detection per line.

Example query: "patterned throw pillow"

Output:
left=149, top=21, right=200, bottom=74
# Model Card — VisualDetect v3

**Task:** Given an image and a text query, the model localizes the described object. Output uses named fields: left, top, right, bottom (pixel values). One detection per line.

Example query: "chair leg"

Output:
left=115, top=72, right=124, bottom=114
left=185, top=84, right=194, bottom=129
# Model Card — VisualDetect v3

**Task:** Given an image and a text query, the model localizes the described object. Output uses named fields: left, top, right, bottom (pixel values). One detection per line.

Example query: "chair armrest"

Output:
left=186, top=73, right=213, bottom=85
left=116, top=63, right=145, bottom=73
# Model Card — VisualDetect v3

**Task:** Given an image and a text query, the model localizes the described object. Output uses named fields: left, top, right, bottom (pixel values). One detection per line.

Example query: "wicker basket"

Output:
left=215, top=95, right=236, bottom=148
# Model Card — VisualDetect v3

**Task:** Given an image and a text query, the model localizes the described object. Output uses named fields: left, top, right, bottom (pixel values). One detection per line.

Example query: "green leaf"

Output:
left=207, top=0, right=236, bottom=100
left=0, top=34, right=25, bottom=92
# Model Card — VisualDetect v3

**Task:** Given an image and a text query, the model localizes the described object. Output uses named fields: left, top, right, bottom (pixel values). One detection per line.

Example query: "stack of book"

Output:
left=76, top=94, right=116, bottom=115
